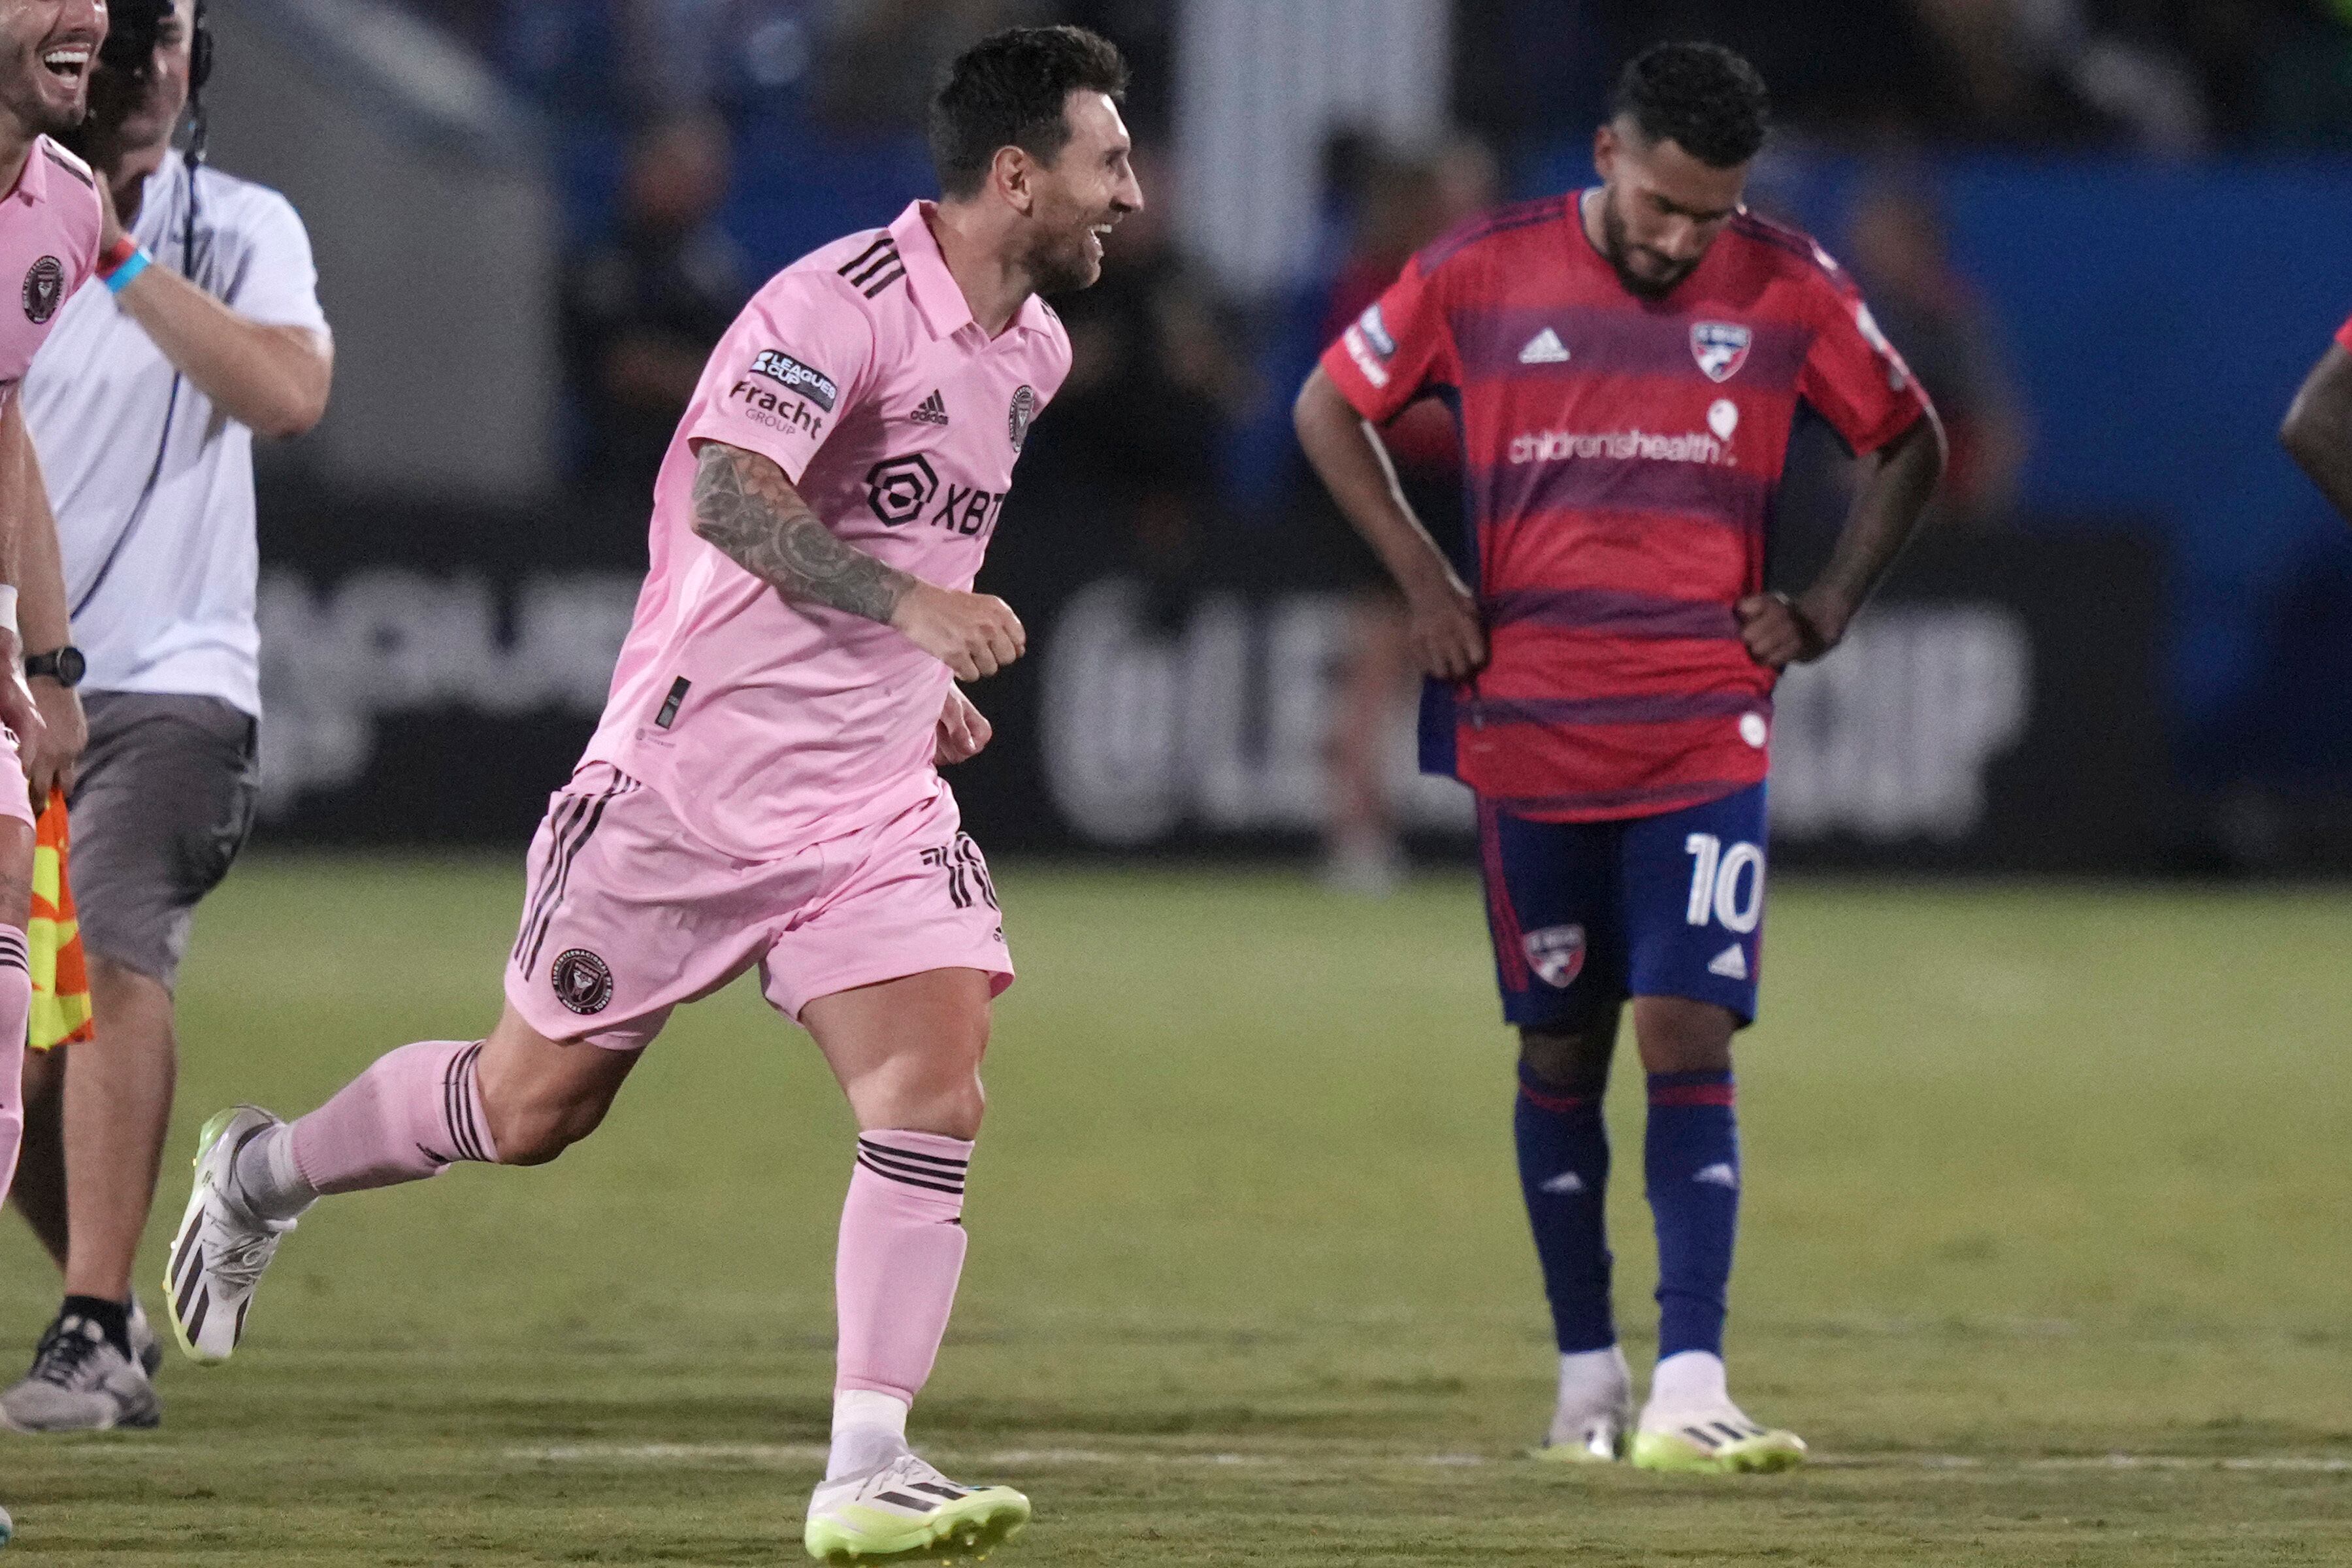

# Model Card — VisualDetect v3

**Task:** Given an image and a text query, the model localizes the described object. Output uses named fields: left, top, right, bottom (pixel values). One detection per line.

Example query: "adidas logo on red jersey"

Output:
left=1518, top=328, right=1571, bottom=365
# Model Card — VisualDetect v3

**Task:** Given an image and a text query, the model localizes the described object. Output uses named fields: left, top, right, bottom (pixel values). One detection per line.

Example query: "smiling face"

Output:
left=0, top=0, right=107, bottom=140
left=1015, top=89, right=1143, bottom=296
left=1591, top=116, right=1751, bottom=300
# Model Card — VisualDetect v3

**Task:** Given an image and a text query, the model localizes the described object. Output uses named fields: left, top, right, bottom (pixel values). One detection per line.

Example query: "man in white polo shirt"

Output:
left=3, top=0, right=331, bottom=1433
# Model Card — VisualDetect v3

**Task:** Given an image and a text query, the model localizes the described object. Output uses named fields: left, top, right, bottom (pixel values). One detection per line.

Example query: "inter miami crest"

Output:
left=1522, top=924, right=1587, bottom=989
left=1007, top=384, right=1036, bottom=451
left=550, top=948, right=614, bottom=1015
left=21, top=256, right=62, bottom=324
left=1690, top=321, right=1752, bottom=383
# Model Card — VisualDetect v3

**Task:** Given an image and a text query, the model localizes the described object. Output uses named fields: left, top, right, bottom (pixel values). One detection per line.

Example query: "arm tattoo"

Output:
left=691, top=442, right=913, bottom=623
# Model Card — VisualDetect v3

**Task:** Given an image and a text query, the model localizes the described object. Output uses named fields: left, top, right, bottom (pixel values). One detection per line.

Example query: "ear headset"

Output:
left=71, top=0, right=217, bottom=622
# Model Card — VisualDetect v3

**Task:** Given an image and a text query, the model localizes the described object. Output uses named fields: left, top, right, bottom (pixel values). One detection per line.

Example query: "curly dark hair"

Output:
left=1610, top=42, right=1770, bottom=169
left=929, top=25, right=1129, bottom=202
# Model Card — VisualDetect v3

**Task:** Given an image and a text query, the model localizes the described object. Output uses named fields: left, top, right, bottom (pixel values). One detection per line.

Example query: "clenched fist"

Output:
left=891, top=580, right=1026, bottom=681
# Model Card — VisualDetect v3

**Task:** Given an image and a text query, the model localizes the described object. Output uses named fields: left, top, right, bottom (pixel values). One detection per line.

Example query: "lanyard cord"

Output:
left=69, top=152, right=204, bottom=623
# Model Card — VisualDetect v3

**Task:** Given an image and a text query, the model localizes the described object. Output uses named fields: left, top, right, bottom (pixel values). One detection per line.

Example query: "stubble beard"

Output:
left=1026, top=225, right=1098, bottom=298
left=1601, top=194, right=1695, bottom=302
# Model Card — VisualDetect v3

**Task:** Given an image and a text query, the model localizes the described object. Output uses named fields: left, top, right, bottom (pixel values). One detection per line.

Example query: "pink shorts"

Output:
left=503, top=762, right=1012, bottom=1050
left=0, top=729, right=29, bottom=829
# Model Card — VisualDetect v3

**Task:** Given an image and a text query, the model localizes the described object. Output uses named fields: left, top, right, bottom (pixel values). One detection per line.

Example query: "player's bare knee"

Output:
left=1630, top=996, right=1735, bottom=1075
left=1518, top=1019, right=1616, bottom=1098
left=480, top=1078, right=615, bottom=1166
left=485, top=1098, right=596, bottom=1166
left=932, top=1073, right=987, bottom=1142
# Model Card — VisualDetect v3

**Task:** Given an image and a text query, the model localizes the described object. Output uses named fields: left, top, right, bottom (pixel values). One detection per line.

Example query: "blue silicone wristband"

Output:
left=103, top=247, right=152, bottom=295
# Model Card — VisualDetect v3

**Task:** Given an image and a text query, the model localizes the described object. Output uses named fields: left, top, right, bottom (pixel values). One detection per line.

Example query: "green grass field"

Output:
left=1, top=858, right=2347, bottom=1563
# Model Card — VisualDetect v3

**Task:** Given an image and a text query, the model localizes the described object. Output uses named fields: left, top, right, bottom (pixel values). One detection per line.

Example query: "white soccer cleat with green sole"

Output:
left=163, top=1106, right=297, bottom=1364
left=804, top=1450, right=1030, bottom=1563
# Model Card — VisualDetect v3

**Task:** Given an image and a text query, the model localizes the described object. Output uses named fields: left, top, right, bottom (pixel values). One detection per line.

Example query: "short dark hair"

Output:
left=1610, top=42, right=1770, bottom=169
left=929, top=25, right=1129, bottom=201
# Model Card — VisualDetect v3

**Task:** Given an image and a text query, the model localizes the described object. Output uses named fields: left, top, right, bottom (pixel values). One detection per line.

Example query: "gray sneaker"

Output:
left=0, top=1309, right=162, bottom=1432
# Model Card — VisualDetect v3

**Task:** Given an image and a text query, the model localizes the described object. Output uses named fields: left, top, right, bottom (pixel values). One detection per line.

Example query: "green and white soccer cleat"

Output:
left=1629, top=1408, right=1806, bottom=1473
left=1, top=1499, right=12, bottom=1546
left=163, top=1106, right=297, bottom=1364
left=1529, top=1345, right=1633, bottom=1464
left=804, top=1451, right=1031, bottom=1563
left=1531, top=1403, right=1631, bottom=1465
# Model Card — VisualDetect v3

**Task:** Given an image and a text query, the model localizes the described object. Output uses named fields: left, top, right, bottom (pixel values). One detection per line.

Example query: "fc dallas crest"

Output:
left=1690, top=321, right=1752, bottom=383
left=1523, top=924, right=1587, bottom=988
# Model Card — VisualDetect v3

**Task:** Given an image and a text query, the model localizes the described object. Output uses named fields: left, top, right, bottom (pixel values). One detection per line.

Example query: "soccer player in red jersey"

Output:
left=1297, top=42, right=1945, bottom=1472
left=2282, top=313, right=2352, bottom=524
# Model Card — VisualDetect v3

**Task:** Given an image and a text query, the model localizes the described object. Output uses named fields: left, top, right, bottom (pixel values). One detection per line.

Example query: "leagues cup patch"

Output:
left=1522, top=924, right=1587, bottom=989
left=21, top=256, right=62, bottom=323
left=550, top=948, right=614, bottom=1015
left=748, top=348, right=839, bottom=412
left=1007, top=384, right=1036, bottom=451
left=1690, top=321, right=1752, bottom=383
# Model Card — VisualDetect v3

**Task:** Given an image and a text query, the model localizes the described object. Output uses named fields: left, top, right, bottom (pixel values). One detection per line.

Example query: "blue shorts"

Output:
left=1476, top=782, right=1768, bottom=1031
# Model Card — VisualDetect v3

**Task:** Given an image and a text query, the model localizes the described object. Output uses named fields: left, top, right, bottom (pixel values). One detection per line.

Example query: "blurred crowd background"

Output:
left=197, top=1, right=2352, bottom=877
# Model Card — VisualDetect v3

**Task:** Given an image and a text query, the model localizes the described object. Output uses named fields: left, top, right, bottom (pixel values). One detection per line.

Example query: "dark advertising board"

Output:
left=253, top=495, right=2164, bottom=873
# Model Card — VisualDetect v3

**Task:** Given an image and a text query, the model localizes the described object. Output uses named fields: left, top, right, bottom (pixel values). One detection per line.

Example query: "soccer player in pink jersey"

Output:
left=0, top=0, right=110, bottom=1542
left=165, top=25, right=1139, bottom=1562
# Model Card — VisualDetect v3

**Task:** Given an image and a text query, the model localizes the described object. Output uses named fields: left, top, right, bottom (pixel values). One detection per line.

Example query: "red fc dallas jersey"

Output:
left=1318, top=192, right=1932, bottom=823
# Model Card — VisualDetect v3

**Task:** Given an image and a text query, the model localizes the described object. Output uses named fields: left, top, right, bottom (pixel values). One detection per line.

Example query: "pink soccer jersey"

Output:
left=0, top=137, right=101, bottom=405
left=581, top=200, right=1072, bottom=858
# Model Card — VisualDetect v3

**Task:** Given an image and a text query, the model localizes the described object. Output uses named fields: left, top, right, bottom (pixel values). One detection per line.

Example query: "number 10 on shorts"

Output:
left=1685, top=833, right=1764, bottom=934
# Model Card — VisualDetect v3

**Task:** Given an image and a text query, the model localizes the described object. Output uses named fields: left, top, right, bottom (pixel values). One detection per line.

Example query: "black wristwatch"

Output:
left=24, top=646, right=84, bottom=688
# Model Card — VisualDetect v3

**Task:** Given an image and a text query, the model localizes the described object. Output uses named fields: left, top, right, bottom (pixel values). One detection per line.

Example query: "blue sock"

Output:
left=1513, top=1064, right=1615, bottom=1353
left=1645, top=1070, right=1740, bottom=1360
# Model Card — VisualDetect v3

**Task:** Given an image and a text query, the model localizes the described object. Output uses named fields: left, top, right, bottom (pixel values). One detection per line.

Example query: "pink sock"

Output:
left=834, top=1130, right=973, bottom=1404
left=287, top=1039, right=500, bottom=1196
left=0, top=927, right=29, bottom=1207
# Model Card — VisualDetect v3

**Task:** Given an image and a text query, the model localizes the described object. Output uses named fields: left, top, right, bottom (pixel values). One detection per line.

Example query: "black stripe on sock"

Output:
left=855, top=1138, right=968, bottom=1171
left=443, top=1042, right=487, bottom=1163
left=442, top=1052, right=469, bottom=1163
left=457, top=1043, right=487, bottom=1160
left=855, top=1153, right=965, bottom=1196
left=855, top=1146, right=968, bottom=1184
